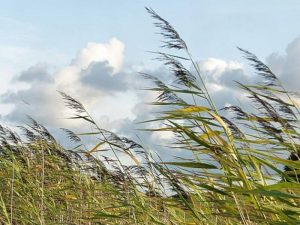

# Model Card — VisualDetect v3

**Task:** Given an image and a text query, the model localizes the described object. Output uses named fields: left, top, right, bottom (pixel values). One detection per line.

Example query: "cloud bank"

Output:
left=1, top=38, right=131, bottom=128
left=267, top=36, right=300, bottom=92
left=1, top=36, right=300, bottom=162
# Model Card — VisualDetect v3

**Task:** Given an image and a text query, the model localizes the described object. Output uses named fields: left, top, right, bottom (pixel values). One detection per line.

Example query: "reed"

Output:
left=0, top=8, right=299, bottom=225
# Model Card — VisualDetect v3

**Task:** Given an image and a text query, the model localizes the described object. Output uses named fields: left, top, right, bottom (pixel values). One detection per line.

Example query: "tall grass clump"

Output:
left=0, top=8, right=299, bottom=225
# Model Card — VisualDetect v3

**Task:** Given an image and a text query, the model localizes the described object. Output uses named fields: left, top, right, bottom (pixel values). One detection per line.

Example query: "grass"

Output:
left=0, top=8, right=299, bottom=225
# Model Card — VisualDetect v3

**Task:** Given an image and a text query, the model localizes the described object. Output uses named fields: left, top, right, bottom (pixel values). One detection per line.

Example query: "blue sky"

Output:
left=1, top=1, right=300, bottom=65
left=1, top=1, right=300, bottom=161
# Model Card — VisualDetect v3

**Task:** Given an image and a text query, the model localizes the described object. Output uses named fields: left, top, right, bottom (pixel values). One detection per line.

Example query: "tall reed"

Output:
left=0, top=8, right=299, bottom=225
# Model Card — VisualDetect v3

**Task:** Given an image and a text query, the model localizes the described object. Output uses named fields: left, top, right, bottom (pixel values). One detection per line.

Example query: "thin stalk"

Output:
left=40, top=140, right=45, bottom=225
left=10, top=155, right=15, bottom=225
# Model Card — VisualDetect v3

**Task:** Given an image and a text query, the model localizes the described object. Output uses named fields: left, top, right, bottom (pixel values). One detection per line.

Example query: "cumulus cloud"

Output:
left=0, top=38, right=128, bottom=128
left=5, top=36, right=296, bottom=162
left=71, top=38, right=124, bottom=73
left=81, top=62, right=128, bottom=92
left=199, top=58, right=248, bottom=90
left=196, top=58, right=253, bottom=109
left=1, top=84, right=61, bottom=125
left=267, top=36, right=300, bottom=92
left=0, top=44, right=253, bottom=135
left=14, top=63, right=53, bottom=83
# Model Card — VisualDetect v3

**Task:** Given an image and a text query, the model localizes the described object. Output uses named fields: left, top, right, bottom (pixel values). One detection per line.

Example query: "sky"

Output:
left=1, top=1, right=300, bottom=162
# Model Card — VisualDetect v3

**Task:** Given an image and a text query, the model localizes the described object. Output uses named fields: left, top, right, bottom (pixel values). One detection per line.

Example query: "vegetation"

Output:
left=0, top=8, right=299, bottom=225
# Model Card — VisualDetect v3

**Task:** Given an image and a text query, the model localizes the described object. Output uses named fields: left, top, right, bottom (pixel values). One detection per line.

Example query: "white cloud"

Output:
left=200, top=58, right=243, bottom=79
left=5, top=36, right=300, bottom=164
left=267, top=36, right=300, bottom=92
left=194, top=58, right=252, bottom=109
left=198, top=58, right=246, bottom=92
left=71, top=38, right=124, bottom=73
left=1, top=38, right=127, bottom=128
